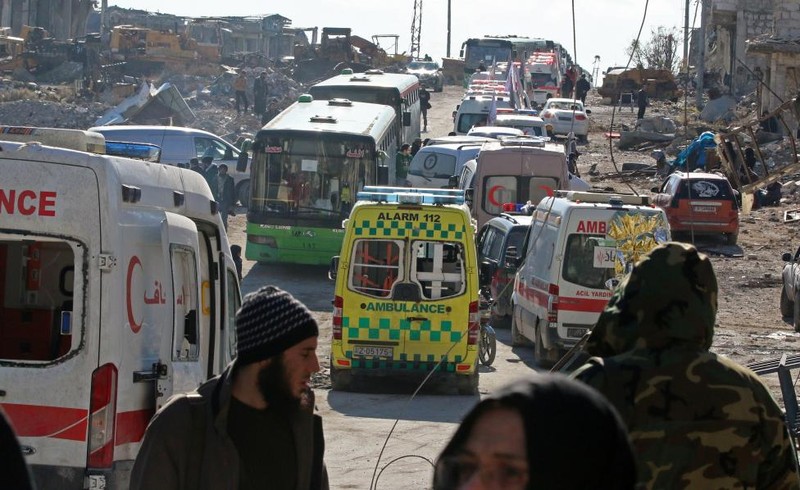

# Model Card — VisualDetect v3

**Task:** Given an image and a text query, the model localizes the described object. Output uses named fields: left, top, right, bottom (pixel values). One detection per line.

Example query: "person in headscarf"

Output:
left=433, top=375, right=636, bottom=490
left=572, top=242, right=800, bottom=489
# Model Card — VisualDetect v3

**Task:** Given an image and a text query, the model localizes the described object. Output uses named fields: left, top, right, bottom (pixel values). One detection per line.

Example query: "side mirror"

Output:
left=328, top=256, right=340, bottom=280
left=604, top=277, right=620, bottom=291
left=403, top=111, right=412, bottom=127
left=236, top=151, right=249, bottom=172
left=504, top=246, right=519, bottom=269
left=783, top=252, right=792, bottom=262
left=650, top=186, right=660, bottom=193
left=448, top=175, right=460, bottom=188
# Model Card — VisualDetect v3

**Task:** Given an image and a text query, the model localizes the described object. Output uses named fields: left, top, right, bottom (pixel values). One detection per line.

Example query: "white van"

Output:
left=453, top=94, right=513, bottom=135
left=406, top=141, right=486, bottom=189
left=88, top=125, right=251, bottom=206
left=511, top=191, right=670, bottom=367
left=0, top=141, right=241, bottom=488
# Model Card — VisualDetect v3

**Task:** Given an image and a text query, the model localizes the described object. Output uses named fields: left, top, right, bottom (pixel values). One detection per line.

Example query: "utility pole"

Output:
left=696, top=0, right=706, bottom=108
left=683, top=0, right=689, bottom=75
left=410, top=0, right=423, bottom=60
left=446, top=0, right=451, bottom=58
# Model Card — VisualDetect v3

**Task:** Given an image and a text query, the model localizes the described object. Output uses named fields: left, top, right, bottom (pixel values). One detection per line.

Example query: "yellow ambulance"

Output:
left=329, top=186, right=480, bottom=394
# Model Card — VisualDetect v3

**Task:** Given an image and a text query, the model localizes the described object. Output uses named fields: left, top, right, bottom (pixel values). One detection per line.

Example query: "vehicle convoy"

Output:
left=0, top=141, right=241, bottom=488
left=246, top=95, right=398, bottom=266
left=328, top=187, right=481, bottom=394
left=405, top=60, right=444, bottom=92
left=512, top=191, right=670, bottom=367
left=781, top=246, right=800, bottom=331
left=88, top=125, right=252, bottom=206
left=525, top=51, right=562, bottom=107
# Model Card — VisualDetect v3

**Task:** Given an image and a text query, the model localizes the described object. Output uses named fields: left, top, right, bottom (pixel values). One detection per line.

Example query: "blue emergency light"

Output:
left=357, top=186, right=466, bottom=205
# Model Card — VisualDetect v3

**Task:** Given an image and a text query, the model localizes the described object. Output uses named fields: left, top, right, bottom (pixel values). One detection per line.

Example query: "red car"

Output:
left=652, top=171, right=739, bottom=244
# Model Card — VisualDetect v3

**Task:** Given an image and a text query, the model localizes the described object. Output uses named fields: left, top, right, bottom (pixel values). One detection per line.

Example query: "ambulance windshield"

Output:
left=250, top=136, right=374, bottom=217
left=0, top=237, right=79, bottom=362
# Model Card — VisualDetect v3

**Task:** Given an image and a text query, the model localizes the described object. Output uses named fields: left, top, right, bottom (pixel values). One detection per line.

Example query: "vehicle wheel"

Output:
left=457, top=369, right=479, bottom=395
left=236, top=180, right=250, bottom=208
left=478, top=327, right=496, bottom=366
left=781, top=286, right=794, bottom=318
left=511, top=307, right=526, bottom=346
left=533, top=325, right=553, bottom=369
left=726, top=231, right=738, bottom=245
left=794, top=293, right=800, bottom=333
left=330, top=365, right=352, bottom=391
left=578, top=134, right=588, bottom=144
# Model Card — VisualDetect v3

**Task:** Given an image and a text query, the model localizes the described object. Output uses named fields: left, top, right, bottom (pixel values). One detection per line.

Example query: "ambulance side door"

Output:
left=157, top=213, right=205, bottom=408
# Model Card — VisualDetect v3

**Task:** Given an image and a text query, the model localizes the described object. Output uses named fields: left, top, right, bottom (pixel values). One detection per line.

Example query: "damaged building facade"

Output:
left=0, top=0, right=95, bottom=39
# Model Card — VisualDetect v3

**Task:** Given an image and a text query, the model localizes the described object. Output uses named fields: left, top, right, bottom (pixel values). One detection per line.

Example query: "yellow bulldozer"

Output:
left=109, top=25, right=220, bottom=75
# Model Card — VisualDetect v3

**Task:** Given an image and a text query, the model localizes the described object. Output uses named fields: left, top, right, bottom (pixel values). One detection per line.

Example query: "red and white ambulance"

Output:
left=511, top=191, right=669, bottom=367
left=0, top=140, right=241, bottom=488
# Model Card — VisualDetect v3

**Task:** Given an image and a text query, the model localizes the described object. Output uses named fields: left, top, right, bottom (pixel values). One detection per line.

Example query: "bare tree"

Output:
left=627, top=27, right=682, bottom=73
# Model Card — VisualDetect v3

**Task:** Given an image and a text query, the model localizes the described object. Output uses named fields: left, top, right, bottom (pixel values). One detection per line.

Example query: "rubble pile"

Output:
left=0, top=98, right=106, bottom=129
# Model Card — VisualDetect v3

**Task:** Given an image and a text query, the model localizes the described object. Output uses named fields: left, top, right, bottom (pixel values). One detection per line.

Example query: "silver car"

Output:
left=405, top=60, right=444, bottom=92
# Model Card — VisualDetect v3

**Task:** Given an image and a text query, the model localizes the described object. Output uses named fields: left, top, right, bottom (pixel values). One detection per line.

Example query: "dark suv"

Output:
left=476, top=213, right=532, bottom=323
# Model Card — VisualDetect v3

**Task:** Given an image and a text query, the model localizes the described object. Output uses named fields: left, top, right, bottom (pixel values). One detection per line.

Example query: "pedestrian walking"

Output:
left=253, top=72, right=269, bottom=117
left=230, top=244, right=243, bottom=280
left=216, top=163, right=236, bottom=230
left=233, top=71, right=249, bottom=115
left=636, top=87, right=648, bottom=119
left=575, top=74, right=591, bottom=105
left=572, top=242, right=800, bottom=489
left=419, top=87, right=431, bottom=132
left=201, top=155, right=218, bottom=195
left=395, top=144, right=412, bottom=186
left=433, top=375, right=636, bottom=490
left=131, top=285, right=329, bottom=490
left=560, top=76, right=573, bottom=99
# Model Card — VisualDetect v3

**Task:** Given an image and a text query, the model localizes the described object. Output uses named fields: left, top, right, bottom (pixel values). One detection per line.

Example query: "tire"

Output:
left=236, top=180, right=250, bottom=208
left=534, top=324, right=553, bottom=369
left=511, top=307, right=526, bottom=346
left=726, top=231, right=738, bottom=245
left=478, top=327, right=496, bottom=366
left=330, top=365, right=352, bottom=391
left=578, top=134, right=588, bottom=144
left=457, top=369, right=479, bottom=395
left=781, top=285, right=794, bottom=318
left=794, top=293, right=800, bottom=333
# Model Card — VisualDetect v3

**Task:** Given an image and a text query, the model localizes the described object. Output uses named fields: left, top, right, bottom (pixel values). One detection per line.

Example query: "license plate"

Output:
left=693, top=205, right=716, bottom=213
left=353, top=345, right=393, bottom=358
left=558, top=116, right=572, bottom=121
left=567, top=328, right=587, bottom=338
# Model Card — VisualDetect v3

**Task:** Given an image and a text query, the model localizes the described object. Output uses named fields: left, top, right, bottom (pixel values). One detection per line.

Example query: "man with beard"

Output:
left=131, top=286, right=328, bottom=490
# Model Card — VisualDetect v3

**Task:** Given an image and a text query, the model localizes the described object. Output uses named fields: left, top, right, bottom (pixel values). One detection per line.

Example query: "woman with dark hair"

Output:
left=433, top=375, right=636, bottom=490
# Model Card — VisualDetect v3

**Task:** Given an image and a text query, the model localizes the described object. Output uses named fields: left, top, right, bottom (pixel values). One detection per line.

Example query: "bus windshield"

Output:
left=251, top=135, right=375, bottom=218
left=465, top=44, right=512, bottom=67
left=310, top=87, right=396, bottom=106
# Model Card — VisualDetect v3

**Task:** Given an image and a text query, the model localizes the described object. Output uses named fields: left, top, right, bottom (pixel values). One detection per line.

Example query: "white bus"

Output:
left=246, top=95, right=399, bottom=266
left=309, top=69, right=421, bottom=146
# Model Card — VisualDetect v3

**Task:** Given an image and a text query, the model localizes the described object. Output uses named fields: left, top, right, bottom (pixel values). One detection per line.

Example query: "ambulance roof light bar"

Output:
left=357, top=186, right=466, bottom=205
left=555, top=191, right=650, bottom=206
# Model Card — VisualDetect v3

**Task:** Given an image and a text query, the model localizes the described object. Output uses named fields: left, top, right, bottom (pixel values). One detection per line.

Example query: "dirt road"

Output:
left=224, top=85, right=800, bottom=489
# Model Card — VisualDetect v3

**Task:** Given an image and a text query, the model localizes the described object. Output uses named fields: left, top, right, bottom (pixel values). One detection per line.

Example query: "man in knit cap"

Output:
left=131, top=285, right=328, bottom=490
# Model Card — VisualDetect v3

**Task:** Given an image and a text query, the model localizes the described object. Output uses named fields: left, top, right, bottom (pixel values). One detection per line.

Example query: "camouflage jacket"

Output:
left=572, top=243, right=800, bottom=489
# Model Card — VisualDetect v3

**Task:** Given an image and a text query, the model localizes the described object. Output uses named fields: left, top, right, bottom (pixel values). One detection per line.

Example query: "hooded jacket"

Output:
left=434, top=375, right=636, bottom=490
left=130, top=361, right=328, bottom=490
left=573, top=242, right=800, bottom=489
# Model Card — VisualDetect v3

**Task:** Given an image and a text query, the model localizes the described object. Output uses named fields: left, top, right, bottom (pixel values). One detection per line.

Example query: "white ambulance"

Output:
left=0, top=141, right=241, bottom=488
left=511, top=191, right=669, bottom=367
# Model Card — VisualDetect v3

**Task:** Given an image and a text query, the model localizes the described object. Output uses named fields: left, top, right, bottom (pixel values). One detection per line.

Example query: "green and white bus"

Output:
left=309, top=69, right=421, bottom=147
left=245, top=95, right=399, bottom=265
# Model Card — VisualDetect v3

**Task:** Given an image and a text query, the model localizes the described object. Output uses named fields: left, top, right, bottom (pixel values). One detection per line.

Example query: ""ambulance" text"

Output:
left=0, top=189, right=57, bottom=217
left=576, top=220, right=606, bottom=234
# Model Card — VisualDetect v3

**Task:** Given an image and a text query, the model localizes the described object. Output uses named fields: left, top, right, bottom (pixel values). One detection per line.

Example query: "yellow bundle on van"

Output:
left=329, top=186, right=481, bottom=394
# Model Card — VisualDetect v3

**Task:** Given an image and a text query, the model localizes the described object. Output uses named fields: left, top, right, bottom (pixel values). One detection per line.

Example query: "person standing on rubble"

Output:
left=216, top=163, right=236, bottom=230
left=254, top=72, right=269, bottom=118
left=233, top=71, right=249, bottom=116
left=636, top=87, right=648, bottom=120
left=572, top=242, right=800, bottom=488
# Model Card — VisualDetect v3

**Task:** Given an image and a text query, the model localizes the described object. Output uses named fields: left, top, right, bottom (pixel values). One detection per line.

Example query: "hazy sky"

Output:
left=108, top=0, right=690, bottom=74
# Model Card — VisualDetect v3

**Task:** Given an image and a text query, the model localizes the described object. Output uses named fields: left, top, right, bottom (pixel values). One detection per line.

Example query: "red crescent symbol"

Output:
left=540, top=185, right=554, bottom=197
left=126, top=256, right=143, bottom=333
left=488, top=185, right=504, bottom=207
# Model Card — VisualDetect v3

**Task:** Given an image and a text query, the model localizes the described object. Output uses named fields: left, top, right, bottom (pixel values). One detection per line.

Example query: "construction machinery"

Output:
left=292, top=27, right=371, bottom=83
left=108, top=25, right=221, bottom=75
left=598, top=67, right=680, bottom=102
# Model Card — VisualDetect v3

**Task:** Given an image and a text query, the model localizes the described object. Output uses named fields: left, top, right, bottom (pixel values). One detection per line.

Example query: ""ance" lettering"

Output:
left=0, top=189, right=57, bottom=217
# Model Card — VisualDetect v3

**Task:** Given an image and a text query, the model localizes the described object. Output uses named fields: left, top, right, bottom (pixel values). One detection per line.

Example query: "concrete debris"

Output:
left=699, top=95, right=737, bottom=123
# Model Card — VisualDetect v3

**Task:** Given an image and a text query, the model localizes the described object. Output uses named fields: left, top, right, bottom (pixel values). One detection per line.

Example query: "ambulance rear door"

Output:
left=0, top=159, right=101, bottom=484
